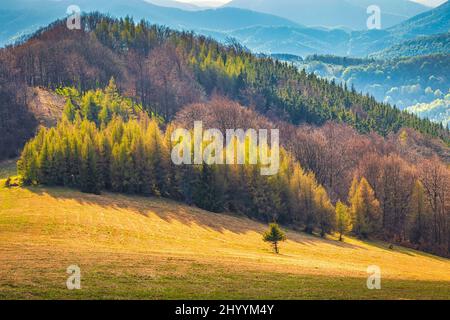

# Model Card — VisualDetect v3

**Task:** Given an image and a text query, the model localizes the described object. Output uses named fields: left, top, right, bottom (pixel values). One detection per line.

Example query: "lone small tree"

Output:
left=335, top=201, right=352, bottom=241
left=263, top=223, right=286, bottom=254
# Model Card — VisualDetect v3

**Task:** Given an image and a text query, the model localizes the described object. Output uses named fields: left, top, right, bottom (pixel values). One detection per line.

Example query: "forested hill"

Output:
left=370, top=33, right=450, bottom=59
left=0, top=13, right=448, bottom=159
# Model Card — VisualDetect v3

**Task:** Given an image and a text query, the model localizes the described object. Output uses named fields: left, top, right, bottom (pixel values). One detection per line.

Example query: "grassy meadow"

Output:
left=0, top=170, right=449, bottom=299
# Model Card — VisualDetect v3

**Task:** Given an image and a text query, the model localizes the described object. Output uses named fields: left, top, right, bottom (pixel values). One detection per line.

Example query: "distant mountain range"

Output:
left=348, top=1, right=450, bottom=56
left=370, top=33, right=450, bottom=59
left=225, top=0, right=430, bottom=30
left=221, top=26, right=351, bottom=56
left=225, top=1, right=450, bottom=56
left=144, top=0, right=205, bottom=11
left=2, top=0, right=448, bottom=58
left=0, top=0, right=298, bottom=46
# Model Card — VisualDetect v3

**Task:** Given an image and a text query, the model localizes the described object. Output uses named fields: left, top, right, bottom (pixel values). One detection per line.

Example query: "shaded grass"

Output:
left=0, top=159, right=17, bottom=180
left=0, top=186, right=449, bottom=300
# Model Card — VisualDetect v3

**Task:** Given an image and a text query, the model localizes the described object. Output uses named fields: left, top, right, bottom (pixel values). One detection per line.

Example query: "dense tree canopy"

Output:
left=3, top=13, right=448, bottom=153
left=18, top=86, right=337, bottom=232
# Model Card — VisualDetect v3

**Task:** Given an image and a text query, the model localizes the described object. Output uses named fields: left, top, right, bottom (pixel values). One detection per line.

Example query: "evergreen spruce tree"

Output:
left=263, top=223, right=287, bottom=254
left=63, top=99, right=78, bottom=122
left=37, top=138, right=51, bottom=185
left=81, top=92, right=100, bottom=125
left=98, top=134, right=112, bottom=189
left=79, top=136, right=101, bottom=194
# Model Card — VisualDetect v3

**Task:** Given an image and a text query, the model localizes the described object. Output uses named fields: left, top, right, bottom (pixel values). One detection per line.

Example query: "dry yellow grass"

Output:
left=0, top=186, right=449, bottom=299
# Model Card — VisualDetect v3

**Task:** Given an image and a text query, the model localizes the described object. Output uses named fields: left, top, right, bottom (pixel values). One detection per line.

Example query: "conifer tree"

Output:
left=81, top=92, right=100, bottom=125
left=98, top=134, right=112, bottom=189
left=315, top=186, right=336, bottom=237
left=145, top=119, right=168, bottom=196
left=302, top=173, right=317, bottom=234
left=99, top=104, right=112, bottom=126
left=18, top=141, right=38, bottom=184
left=263, top=223, right=287, bottom=254
left=37, top=137, right=51, bottom=185
left=164, top=123, right=182, bottom=199
left=336, top=201, right=352, bottom=241
left=63, top=99, right=77, bottom=122
left=79, top=136, right=101, bottom=194
left=350, top=178, right=381, bottom=239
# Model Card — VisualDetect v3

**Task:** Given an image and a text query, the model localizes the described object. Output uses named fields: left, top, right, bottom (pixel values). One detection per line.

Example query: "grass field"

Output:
left=0, top=182, right=449, bottom=300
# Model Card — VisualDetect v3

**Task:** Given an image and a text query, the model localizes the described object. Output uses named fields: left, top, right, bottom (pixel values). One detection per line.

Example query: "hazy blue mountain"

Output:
left=348, top=1, right=450, bottom=55
left=225, top=0, right=429, bottom=30
left=388, top=0, right=450, bottom=36
left=215, top=1, right=449, bottom=57
left=144, top=0, right=203, bottom=11
left=227, top=26, right=351, bottom=56
left=370, top=33, right=450, bottom=59
left=0, top=0, right=299, bottom=46
left=1, top=0, right=448, bottom=58
left=219, top=1, right=449, bottom=57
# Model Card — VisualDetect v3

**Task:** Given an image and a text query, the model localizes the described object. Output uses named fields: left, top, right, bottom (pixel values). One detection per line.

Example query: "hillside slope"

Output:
left=348, top=1, right=450, bottom=56
left=370, top=32, right=450, bottom=59
left=0, top=185, right=449, bottom=299
left=26, top=87, right=65, bottom=127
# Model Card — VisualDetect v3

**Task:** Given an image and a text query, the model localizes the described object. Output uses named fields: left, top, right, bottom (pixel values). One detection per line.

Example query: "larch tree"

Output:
left=314, top=185, right=336, bottom=238
left=349, top=178, right=381, bottom=239
left=79, top=135, right=101, bottom=195
left=336, top=201, right=352, bottom=241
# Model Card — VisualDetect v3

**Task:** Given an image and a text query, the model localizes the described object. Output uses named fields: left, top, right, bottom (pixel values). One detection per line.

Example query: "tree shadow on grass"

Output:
left=25, top=186, right=377, bottom=251
left=360, top=238, right=449, bottom=262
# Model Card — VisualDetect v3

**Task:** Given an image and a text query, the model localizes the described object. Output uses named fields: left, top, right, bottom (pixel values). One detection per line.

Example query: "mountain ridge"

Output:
left=1, top=0, right=448, bottom=58
left=0, top=0, right=300, bottom=46
left=225, top=0, right=430, bottom=29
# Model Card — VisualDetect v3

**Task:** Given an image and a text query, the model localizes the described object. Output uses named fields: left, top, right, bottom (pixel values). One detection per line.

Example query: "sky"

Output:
left=175, top=0, right=231, bottom=7
left=411, top=0, right=447, bottom=6
left=176, top=0, right=447, bottom=8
